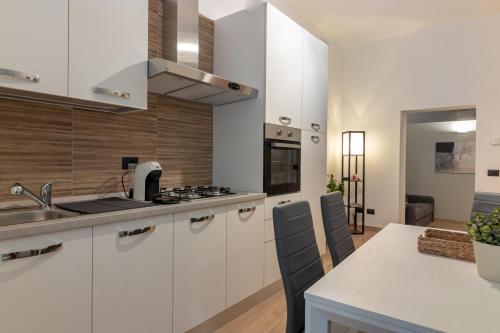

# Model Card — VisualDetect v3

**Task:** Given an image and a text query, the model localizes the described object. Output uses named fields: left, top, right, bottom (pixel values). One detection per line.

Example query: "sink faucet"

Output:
left=9, top=182, right=53, bottom=208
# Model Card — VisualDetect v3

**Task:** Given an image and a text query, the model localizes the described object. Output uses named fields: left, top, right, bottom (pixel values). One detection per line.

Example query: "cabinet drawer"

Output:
left=227, top=200, right=264, bottom=307
left=93, top=215, right=173, bottom=333
left=265, top=192, right=302, bottom=220
left=173, top=206, right=227, bottom=333
left=264, top=240, right=281, bottom=287
left=0, top=228, right=92, bottom=333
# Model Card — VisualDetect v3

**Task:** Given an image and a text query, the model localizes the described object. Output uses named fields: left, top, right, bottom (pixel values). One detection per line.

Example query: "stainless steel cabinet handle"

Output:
left=311, top=123, right=320, bottom=131
left=278, top=200, right=291, bottom=206
left=279, top=116, right=292, bottom=125
left=191, top=214, right=215, bottom=223
left=1, top=243, right=62, bottom=261
left=118, top=225, right=156, bottom=238
left=93, top=87, right=131, bottom=99
left=0, top=68, right=40, bottom=82
left=311, top=135, right=320, bottom=144
left=238, top=207, right=256, bottom=214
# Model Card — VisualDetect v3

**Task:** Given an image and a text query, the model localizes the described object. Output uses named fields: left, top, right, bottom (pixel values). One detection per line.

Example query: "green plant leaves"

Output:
left=468, top=208, right=500, bottom=246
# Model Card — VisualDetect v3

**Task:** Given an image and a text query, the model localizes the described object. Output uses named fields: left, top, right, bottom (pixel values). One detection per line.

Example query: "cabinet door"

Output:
left=264, top=239, right=281, bottom=286
left=227, top=200, right=265, bottom=307
left=302, top=29, right=328, bottom=133
left=0, top=0, right=68, bottom=96
left=265, top=3, right=302, bottom=127
left=69, top=0, right=148, bottom=109
left=93, top=216, right=173, bottom=333
left=0, top=228, right=92, bottom=333
left=264, top=192, right=302, bottom=221
left=173, top=206, right=227, bottom=333
left=301, top=131, right=327, bottom=254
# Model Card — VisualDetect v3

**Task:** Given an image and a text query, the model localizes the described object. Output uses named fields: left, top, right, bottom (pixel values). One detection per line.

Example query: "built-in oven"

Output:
left=264, top=123, right=301, bottom=196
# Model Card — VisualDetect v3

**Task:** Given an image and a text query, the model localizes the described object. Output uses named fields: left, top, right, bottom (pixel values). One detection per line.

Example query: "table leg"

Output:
left=305, top=301, right=329, bottom=333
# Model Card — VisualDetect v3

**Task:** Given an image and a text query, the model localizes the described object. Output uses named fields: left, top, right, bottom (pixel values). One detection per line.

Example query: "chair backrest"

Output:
left=471, top=192, right=500, bottom=218
left=320, top=192, right=355, bottom=267
left=273, top=201, right=325, bottom=333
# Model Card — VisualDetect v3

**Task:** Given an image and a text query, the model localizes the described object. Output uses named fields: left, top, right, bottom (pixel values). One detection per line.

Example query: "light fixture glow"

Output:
left=343, top=132, right=364, bottom=155
left=451, top=120, right=476, bottom=133
left=177, top=42, right=199, bottom=53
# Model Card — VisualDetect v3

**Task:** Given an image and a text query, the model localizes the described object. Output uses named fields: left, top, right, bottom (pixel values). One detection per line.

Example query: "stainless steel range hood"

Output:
left=148, top=0, right=258, bottom=106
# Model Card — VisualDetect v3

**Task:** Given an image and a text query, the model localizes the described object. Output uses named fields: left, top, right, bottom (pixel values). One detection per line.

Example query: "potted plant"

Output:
left=326, top=174, right=344, bottom=195
left=468, top=208, right=500, bottom=282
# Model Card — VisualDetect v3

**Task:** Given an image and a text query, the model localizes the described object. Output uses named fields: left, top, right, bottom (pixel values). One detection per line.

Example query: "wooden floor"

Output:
left=215, top=227, right=381, bottom=333
left=428, top=219, right=467, bottom=232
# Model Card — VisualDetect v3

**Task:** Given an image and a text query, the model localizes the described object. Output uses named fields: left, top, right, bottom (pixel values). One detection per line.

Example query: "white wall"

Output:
left=406, top=123, right=475, bottom=222
left=336, top=14, right=500, bottom=227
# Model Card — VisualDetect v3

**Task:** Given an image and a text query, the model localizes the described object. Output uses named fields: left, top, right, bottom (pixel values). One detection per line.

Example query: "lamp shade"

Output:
left=343, top=132, right=365, bottom=155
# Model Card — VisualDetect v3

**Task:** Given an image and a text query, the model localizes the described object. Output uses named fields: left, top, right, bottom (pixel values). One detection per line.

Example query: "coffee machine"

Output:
left=133, top=161, right=162, bottom=201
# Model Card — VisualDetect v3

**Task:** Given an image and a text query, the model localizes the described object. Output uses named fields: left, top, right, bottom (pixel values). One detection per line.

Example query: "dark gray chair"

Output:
left=471, top=192, right=500, bottom=216
left=320, top=192, right=355, bottom=267
left=273, top=201, right=325, bottom=333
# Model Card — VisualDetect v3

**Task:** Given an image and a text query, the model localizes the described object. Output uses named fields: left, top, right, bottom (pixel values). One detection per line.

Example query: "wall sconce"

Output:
left=342, top=131, right=365, bottom=156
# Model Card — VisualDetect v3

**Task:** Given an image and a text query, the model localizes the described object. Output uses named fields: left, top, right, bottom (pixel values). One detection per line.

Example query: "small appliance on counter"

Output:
left=133, top=161, right=162, bottom=202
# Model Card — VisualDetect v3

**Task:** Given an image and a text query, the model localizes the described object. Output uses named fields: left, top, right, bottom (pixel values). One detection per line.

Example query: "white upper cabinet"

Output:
left=0, top=228, right=92, bottom=333
left=0, top=0, right=68, bottom=96
left=301, top=29, right=328, bottom=133
left=93, top=216, right=173, bottom=333
left=69, top=0, right=148, bottom=109
left=265, top=4, right=302, bottom=127
left=301, top=131, right=327, bottom=254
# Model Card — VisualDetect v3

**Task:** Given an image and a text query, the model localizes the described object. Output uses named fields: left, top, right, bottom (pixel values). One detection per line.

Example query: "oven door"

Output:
left=264, top=140, right=301, bottom=196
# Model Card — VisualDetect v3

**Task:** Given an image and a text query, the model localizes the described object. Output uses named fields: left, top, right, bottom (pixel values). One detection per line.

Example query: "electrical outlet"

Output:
left=367, top=208, right=375, bottom=215
left=122, top=157, right=139, bottom=170
left=488, top=169, right=500, bottom=177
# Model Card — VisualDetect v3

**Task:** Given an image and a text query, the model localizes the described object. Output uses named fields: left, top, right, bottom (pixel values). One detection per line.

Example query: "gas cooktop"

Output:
left=152, top=186, right=236, bottom=205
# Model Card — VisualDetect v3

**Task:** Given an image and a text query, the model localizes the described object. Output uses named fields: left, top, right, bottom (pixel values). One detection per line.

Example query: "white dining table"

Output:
left=304, top=223, right=500, bottom=333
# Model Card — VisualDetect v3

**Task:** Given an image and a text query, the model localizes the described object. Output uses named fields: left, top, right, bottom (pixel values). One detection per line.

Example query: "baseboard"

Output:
left=186, top=280, right=283, bottom=333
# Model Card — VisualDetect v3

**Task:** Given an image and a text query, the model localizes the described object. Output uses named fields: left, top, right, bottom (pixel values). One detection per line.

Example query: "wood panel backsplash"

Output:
left=0, top=1, right=214, bottom=202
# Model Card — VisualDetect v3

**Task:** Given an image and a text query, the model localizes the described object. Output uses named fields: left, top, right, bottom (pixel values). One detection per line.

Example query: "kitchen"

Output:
left=0, top=1, right=327, bottom=333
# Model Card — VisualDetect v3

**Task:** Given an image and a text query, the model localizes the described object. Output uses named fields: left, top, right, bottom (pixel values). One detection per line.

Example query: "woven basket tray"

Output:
left=418, top=228, right=475, bottom=262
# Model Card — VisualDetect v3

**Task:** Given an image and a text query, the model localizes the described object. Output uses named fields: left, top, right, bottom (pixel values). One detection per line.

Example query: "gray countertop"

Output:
left=0, top=192, right=267, bottom=241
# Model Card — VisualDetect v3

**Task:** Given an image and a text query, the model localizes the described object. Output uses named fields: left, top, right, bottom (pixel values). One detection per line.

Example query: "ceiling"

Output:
left=199, top=0, right=500, bottom=47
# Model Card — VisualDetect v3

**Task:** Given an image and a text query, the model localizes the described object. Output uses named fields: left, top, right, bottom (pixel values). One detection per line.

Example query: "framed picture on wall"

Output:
left=435, top=141, right=475, bottom=174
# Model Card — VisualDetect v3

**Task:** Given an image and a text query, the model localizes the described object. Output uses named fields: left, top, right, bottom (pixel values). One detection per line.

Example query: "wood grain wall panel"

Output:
left=0, top=100, right=73, bottom=202
left=72, top=96, right=159, bottom=195
left=158, top=97, right=213, bottom=187
left=0, top=1, right=214, bottom=202
left=199, top=15, right=214, bottom=74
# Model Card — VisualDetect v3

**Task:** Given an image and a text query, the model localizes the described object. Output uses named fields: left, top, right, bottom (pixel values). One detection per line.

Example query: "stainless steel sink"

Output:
left=0, top=208, right=78, bottom=228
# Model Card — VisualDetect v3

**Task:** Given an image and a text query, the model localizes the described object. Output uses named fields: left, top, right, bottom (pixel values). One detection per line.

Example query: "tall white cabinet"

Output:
left=0, top=0, right=68, bottom=96
left=214, top=3, right=329, bottom=254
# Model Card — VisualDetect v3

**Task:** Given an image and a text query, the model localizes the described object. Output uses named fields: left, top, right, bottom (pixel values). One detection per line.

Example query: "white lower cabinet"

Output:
left=227, top=200, right=265, bottom=307
left=264, top=239, right=281, bottom=286
left=0, top=228, right=92, bottom=333
left=92, top=216, right=174, bottom=333
left=173, top=206, right=227, bottom=333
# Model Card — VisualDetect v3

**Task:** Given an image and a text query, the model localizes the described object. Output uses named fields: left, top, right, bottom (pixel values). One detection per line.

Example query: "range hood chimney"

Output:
left=148, top=0, right=258, bottom=106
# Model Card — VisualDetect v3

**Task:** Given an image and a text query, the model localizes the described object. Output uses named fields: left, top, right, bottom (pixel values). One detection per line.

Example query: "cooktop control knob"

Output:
left=287, top=131, right=293, bottom=137
left=277, top=129, right=282, bottom=136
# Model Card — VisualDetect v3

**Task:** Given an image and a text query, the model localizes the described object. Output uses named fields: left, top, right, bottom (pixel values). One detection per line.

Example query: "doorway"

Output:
left=400, top=107, right=476, bottom=231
